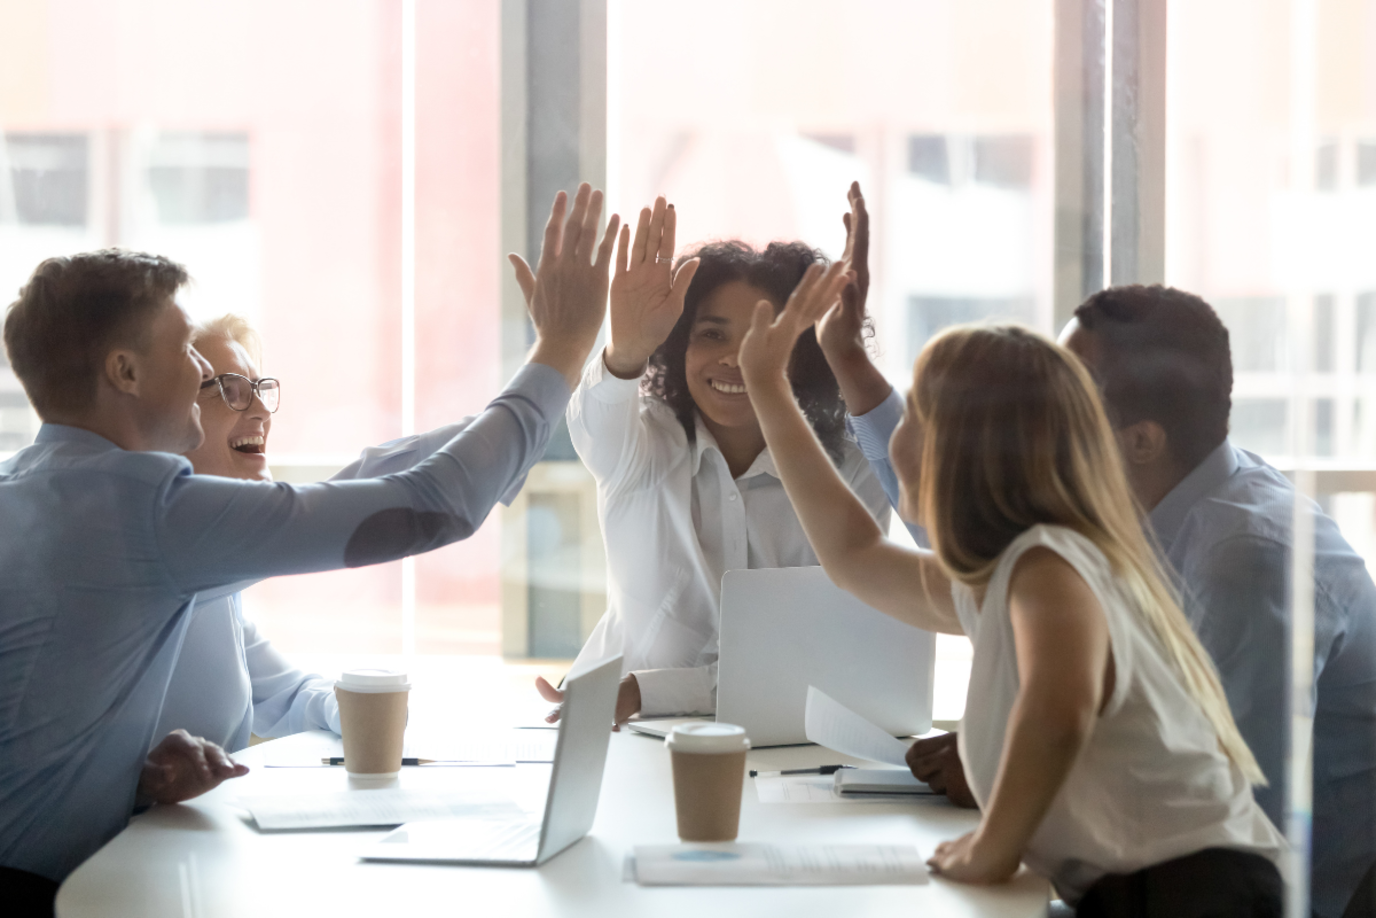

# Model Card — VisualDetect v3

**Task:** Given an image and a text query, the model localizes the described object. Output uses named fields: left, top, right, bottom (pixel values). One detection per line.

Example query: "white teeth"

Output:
left=710, top=380, right=747, bottom=395
left=229, top=436, right=265, bottom=449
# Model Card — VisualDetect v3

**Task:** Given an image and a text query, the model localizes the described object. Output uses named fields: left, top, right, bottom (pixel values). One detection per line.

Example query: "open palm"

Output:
left=816, top=180, right=870, bottom=361
left=605, top=197, right=700, bottom=378
left=739, top=260, right=854, bottom=394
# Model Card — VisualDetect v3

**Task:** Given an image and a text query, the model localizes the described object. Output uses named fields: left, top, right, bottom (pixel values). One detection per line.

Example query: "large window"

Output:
left=3, top=4, right=1370, bottom=906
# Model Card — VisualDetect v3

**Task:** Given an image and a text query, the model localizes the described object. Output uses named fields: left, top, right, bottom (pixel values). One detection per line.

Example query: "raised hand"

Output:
left=509, top=183, right=621, bottom=387
left=604, top=197, right=700, bottom=379
left=817, top=181, right=870, bottom=363
left=137, top=729, right=249, bottom=806
left=815, top=181, right=890, bottom=415
left=738, top=260, right=853, bottom=397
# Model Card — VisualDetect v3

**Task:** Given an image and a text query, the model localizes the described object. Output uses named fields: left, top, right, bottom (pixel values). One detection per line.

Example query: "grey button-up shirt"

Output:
left=0, top=364, right=567, bottom=883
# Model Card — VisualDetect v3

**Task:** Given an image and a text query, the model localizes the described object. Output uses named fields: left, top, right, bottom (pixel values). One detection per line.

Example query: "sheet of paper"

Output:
left=632, top=844, right=929, bottom=886
left=803, top=686, right=911, bottom=768
left=754, top=776, right=839, bottom=803
left=754, top=775, right=927, bottom=805
left=238, top=789, right=524, bottom=830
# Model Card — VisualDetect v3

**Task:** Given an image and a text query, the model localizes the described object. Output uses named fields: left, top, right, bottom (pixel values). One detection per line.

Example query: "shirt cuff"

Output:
left=582, top=349, right=644, bottom=405
left=633, top=666, right=715, bottom=717
left=850, top=387, right=902, bottom=461
left=510, top=359, right=574, bottom=410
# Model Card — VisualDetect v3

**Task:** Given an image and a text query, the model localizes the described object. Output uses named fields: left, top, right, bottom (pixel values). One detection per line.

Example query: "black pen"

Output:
left=749, top=765, right=852, bottom=778
left=319, top=757, right=515, bottom=767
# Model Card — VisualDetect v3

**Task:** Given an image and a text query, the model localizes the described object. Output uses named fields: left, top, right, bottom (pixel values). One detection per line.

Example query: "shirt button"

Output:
left=729, top=494, right=738, bottom=501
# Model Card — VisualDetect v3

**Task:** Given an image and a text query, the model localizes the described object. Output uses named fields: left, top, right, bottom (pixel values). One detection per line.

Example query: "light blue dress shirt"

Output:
left=852, top=388, right=1376, bottom=918
left=0, top=364, right=567, bottom=883
left=156, top=421, right=513, bottom=752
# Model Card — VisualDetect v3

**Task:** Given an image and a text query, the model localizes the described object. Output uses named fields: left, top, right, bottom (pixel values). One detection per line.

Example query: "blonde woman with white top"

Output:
left=736, top=263, right=1284, bottom=916
left=532, top=198, right=889, bottom=722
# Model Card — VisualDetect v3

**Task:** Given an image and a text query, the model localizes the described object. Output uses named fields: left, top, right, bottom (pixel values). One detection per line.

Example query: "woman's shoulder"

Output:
left=991, top=525, right=1113, bottom=596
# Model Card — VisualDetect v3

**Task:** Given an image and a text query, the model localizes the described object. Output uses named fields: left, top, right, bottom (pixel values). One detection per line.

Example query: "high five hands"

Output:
left=816, top=180, right=870, bottom=365
left=738, top=260, right=854, bottom=396
left=509, top=183, right=621, bottom=389
left=604, top=196, right=700, bottom=379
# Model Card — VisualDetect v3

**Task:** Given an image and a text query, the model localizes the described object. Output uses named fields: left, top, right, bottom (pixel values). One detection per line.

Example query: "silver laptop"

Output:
left=628, top=566, right=935, bottom=747
left=360, top=654, right=622, bottom=867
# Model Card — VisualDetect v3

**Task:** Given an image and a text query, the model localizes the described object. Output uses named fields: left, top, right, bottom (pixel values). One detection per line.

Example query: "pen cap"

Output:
left=665, top=722, right=750, bottom=754
left=335, top=669, right=411, bottom=693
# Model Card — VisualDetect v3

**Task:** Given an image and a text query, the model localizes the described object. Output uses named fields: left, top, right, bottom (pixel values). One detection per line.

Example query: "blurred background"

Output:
left=2, top=0, right=1375, bottom=727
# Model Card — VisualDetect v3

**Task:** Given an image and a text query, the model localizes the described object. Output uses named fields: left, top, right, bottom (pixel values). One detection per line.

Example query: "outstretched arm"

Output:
left=738, top=262, right=962, bottom=635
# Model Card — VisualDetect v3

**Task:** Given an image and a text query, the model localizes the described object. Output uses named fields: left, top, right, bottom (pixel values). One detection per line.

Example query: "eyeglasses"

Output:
left=200, top=373, right=281, bottom=413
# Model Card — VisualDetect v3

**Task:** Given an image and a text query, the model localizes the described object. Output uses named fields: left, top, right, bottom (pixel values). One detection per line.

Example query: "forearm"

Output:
left=828, top=346, right=891, bottom=418
left=975, top=691, right=1094, bottom=861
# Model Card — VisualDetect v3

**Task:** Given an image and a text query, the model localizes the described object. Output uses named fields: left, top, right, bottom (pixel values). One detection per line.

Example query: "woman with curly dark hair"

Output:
left=534, top=193, right=890, bottom=724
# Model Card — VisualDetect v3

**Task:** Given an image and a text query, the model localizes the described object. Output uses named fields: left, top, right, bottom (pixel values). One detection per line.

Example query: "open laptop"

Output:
left=359, top=654, right=622, bottom=867
left=627, top=566, right=935, bottom=747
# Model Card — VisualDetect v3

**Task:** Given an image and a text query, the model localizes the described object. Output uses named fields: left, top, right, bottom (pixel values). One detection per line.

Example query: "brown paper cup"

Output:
left=670, top=747, right=748, bottom=841
left=335, top=686, right=409, bottom=776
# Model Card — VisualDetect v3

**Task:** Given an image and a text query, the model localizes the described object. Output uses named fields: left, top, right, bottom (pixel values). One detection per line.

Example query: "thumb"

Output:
left=508, top=254, right=537, bottom=304
left=670, top=257, right=701, bottom=296
left=750, top=299, right=775, bottom=334
left=534, top=675, right=564, bottom=703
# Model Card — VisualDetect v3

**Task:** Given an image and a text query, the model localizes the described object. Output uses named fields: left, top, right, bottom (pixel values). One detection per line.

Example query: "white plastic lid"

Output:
left=665, top=722, right=750, bottom=754
left=335, top=669, right=411, bottom=693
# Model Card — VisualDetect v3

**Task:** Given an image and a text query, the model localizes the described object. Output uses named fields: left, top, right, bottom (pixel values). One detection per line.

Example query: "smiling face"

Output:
left=135, top=299, right=215, bottom=454
left=183, top=335, right=274, bottom=481
left=684, top=280, right=775, bottom=435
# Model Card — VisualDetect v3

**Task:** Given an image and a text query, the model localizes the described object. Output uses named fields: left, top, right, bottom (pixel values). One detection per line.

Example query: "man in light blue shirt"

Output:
left=0, top=185, right=618, bottom=905
left=821, top=211, right=1375, bottom=913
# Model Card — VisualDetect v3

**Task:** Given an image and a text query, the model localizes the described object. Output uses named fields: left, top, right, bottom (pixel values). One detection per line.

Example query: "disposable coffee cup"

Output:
left=665, top=723, right=750, bottom=842
left=334, top=669, right=411, bottom=777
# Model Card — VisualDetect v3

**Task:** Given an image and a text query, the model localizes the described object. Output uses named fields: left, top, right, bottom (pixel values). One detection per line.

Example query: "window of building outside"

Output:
left=1165, top=0, right=1376, bottom=567
left=609, top=0, right=1053, bottom=721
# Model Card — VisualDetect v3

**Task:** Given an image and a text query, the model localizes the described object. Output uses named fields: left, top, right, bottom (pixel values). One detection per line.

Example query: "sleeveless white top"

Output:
left=953, top=524, right=1284, bottom=902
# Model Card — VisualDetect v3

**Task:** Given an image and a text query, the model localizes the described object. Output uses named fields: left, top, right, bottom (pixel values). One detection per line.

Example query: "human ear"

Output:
left=104, top=348, right=141, bottom=397
left=1116, top=419, right=1169, bottom=466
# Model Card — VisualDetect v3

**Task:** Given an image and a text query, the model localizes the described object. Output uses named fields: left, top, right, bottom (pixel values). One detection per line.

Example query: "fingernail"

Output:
left=668, top=203, right=674, bottom=210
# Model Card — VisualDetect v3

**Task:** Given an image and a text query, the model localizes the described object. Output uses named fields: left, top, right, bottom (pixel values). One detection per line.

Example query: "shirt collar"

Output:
left=690, top=414, right=778, bottom=482
left=34, top=422, right=123, bottom=452
left=1149, top=439, right=1239, bottom=547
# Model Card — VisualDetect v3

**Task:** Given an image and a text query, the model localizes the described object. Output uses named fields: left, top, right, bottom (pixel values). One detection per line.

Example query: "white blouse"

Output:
left=567, top=356, right=890, bottom=717
left=954, top=524, right=1285, bottom=902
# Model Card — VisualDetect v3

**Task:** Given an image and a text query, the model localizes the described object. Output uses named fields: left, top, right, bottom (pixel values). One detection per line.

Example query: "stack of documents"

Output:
left=631, top=844, right=929, bottom=886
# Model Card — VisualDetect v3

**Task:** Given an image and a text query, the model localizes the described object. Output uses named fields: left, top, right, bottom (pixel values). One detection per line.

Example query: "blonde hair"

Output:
left=192, top=314, right=262, bottom=366
left=914, top=323, right=1265, bottom=785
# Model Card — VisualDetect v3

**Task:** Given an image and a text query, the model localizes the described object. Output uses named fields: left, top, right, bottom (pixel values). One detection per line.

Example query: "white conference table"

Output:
left=58, top=728, right=1049, bottom=917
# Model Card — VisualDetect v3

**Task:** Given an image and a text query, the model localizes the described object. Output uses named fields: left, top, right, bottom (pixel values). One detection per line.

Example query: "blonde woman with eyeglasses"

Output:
left=735, top=265, right=1285, bottom=917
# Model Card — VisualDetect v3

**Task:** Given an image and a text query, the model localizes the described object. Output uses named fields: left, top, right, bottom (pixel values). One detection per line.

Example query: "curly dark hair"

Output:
left=1073, top=284, right=1232, bottom=470
left=642, top=240, right=851, bottom=464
